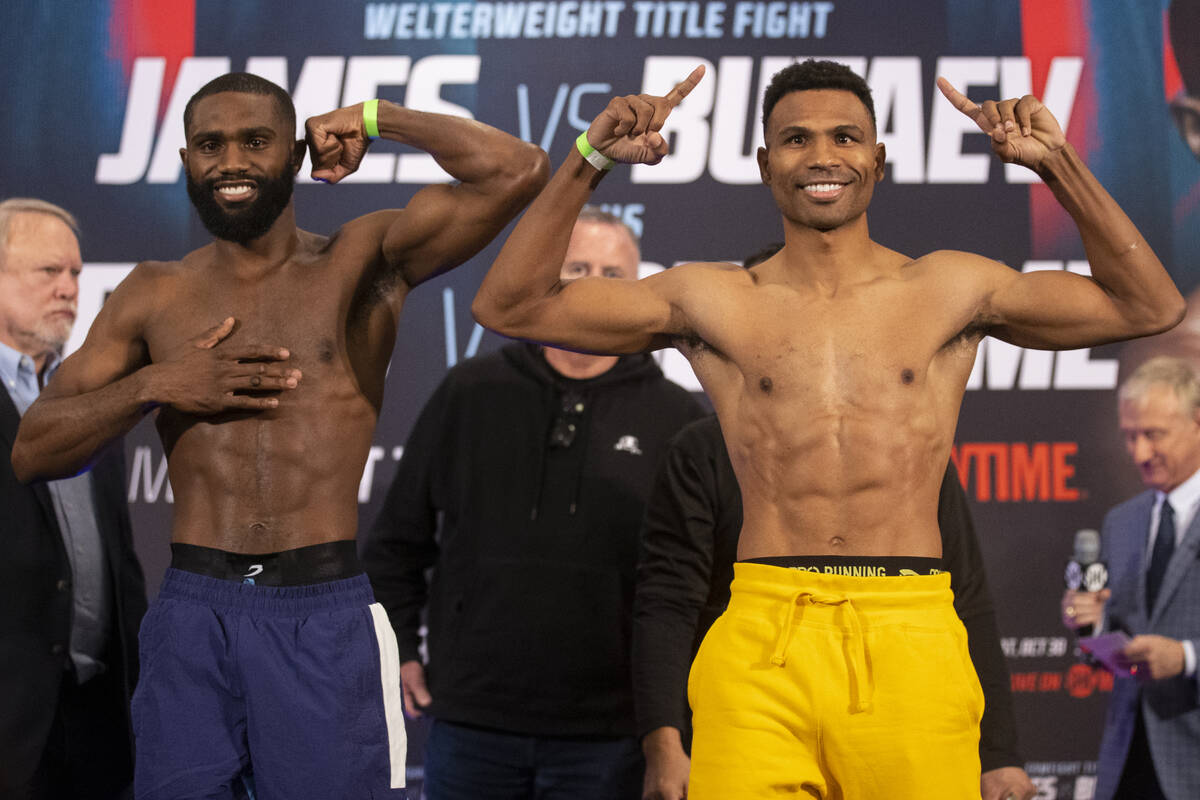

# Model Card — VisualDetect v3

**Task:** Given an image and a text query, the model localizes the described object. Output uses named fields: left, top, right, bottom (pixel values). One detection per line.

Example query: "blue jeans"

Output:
left=423, top=719, right=643, bottom=800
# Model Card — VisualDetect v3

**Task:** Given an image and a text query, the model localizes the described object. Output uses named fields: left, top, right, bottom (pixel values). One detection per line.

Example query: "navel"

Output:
left=829, top=536, right=845, bottom=548
left=759, top=376, right=773, bottom=394
left=901, top=368, right=914, bottom=385
left=318, top=338, right=335, bottom=363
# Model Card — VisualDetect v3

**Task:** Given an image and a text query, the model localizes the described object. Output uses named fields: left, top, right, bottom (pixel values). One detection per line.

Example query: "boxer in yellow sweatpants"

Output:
left=688, top=562, right=984, bottom=799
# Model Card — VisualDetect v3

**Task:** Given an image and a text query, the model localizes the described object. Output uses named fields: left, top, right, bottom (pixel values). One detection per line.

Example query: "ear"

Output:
left=757, top=146, right=770, bottom=186
left=292, top=138, right=306, bottom=174
left=179, top=147, right=188, bottom=168
left=873, top=142, right=886, bottom=182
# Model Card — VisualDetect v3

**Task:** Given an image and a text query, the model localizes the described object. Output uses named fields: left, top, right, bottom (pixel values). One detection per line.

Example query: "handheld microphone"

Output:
left=1065, top=528, right=1108, bottom=636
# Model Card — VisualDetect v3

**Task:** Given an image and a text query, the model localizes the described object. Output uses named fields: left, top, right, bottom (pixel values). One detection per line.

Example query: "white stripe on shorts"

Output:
left=369, top=603, right=407, bottom=788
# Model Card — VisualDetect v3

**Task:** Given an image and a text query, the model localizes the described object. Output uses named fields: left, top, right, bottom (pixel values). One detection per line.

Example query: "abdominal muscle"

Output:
left=724, top=397, right=951, bottom=561
left=158, top=384, right=377, bottom=554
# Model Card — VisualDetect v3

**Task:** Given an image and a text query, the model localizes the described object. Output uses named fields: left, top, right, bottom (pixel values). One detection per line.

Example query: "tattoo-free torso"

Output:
left=676, top=249, right=982, bottom=560
left=142, top=228, right=403, bottom=553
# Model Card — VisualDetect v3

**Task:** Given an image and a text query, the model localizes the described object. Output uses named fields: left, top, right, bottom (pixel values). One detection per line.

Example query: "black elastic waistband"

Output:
left=170, top=540, right=361, bottom=586
left=741, top=555, right=943, bottom=577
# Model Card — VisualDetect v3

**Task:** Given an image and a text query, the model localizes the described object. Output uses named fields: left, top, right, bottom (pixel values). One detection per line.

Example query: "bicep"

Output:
left=382, top=178, right=537, bottom=289
left=984, top=264, right=1140, bottom=350
left=490, top=270, right=683, bottom=354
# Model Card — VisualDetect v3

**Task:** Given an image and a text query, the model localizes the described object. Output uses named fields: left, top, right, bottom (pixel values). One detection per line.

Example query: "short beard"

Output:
left=186, top=168, right=295, bottom=244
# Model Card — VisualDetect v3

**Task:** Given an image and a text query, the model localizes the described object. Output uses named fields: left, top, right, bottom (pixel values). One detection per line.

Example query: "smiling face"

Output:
left=756, top=89, right=886, bottom=232
left=1119, top=382, right=1200, bottom=492
left=181, top=91, right=302, bottom=244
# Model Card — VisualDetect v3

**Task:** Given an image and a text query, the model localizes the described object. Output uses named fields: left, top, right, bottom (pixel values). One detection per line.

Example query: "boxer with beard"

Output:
left=12, top=72, right=548, bottom=799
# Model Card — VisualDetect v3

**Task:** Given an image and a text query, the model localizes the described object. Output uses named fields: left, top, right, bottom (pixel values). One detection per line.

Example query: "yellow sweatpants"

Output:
left=688, top=562, right=984, bottom=799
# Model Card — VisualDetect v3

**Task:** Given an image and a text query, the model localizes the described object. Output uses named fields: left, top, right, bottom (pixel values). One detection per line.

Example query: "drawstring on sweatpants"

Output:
left=771, top=590, right=874, bottom=714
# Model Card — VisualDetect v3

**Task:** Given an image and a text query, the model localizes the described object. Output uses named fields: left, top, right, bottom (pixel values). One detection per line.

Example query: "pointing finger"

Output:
left=665, top=64, right=706, bottom=107
left=936, top=77, right=990, bottom=132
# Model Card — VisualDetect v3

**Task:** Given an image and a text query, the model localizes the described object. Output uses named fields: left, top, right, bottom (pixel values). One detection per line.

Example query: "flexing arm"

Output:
left=12, top=268, right=298, bottom=481
left=305, top=101, right=549, bottom=288
left=938, top=79, right=1185, bottom=349
left=473, top=68, right=705, bottom=353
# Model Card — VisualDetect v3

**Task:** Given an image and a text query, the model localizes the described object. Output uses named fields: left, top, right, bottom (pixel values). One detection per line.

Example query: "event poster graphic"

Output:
left=4, top=0, right=1199, bottom=794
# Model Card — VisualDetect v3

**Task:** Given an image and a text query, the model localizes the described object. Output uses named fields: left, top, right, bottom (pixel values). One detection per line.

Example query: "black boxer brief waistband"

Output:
left=170, top=540, right=361, bottom=586
left=740, top=555, right=944, bottom=577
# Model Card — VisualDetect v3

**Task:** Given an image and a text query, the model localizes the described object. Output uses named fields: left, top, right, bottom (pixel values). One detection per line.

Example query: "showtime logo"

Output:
left=951, top=442, right=1081, bottom=502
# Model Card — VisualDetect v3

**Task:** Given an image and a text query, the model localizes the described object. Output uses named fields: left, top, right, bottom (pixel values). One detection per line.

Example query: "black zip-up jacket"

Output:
left=363, top=342, right=704, bottom=736
left=633, top=414, right=1023, bottom=772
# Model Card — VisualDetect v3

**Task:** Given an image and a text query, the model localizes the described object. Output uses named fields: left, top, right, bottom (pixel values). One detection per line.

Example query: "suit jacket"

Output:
left=1094, top=490, right=1200, bottom=800
left=0, top=387, right=148, bottom=791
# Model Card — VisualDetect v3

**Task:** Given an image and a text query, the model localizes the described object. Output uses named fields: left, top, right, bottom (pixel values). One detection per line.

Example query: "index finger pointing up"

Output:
left=936, top=77, right=988, bottom=129
left=665, top=64, right=706, bottom=107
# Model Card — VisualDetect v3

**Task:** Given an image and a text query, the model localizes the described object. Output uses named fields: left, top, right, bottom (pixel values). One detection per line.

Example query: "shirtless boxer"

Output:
left=472, top=60, right=1183, bottom=798
left=12, top=72, right=547, bottom=799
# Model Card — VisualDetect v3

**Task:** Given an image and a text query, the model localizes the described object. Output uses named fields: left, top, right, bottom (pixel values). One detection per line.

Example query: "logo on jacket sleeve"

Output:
left=613, top=435, right=643, bottom=455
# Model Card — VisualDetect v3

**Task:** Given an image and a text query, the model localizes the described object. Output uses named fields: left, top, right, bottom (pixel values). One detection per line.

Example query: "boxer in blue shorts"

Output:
left=12, top=72, right=547, bottom=798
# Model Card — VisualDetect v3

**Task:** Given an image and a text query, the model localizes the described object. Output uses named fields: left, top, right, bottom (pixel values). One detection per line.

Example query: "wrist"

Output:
left=642, top=725, right=683, bottom=756
left=1033, top=141, right=1078, bottom=183
left=576, top=131, right=614, bottom=171
left=133, top=364, right=164, bottom=409
left=363, top=99, right=381, bottom=139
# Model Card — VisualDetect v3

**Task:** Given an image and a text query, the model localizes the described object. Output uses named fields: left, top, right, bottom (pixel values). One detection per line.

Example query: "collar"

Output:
left=0, top=339, right=60, bottom=391
left=1160, top=464, right=1200, bottom=519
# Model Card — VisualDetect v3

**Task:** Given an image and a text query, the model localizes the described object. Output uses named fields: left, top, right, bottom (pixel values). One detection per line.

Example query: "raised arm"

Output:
left=12, top=266, right=298, bottom=481
left=472, top=68, right=706, bottom=354
left=937, top=79, right=1185, bottom=349
left=305, top=101, right=549, bottom=289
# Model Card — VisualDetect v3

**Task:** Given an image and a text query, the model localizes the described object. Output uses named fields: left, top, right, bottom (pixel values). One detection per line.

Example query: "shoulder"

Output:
left=98, top=259, right=188, bottom=327
left=645, top=260, right=751, bottom=292
left=1104, top=491, right=1155, bottom=529
left=665, top=260, right=750, bottom=279
left=907, top=249, right=1012, bottom=280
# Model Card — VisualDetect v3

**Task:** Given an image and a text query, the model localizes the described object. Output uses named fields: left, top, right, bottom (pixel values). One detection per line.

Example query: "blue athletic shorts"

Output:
left=131, top=568, right=407, bottom=799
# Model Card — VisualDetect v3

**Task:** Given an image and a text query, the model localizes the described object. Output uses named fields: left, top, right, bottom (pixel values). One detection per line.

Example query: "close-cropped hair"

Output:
left=761, top=59, right=876, bottom=134
left=183, top=72, right=297, bottom=136
left=0, top=198, right=79, bottom=266
left=577, top=205, right=641, bottom=253
left=1118, top=355, right=1200, bottom=414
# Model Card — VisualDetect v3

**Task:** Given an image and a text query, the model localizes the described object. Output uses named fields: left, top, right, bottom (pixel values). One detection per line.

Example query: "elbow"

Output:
left=10, top=440, right=40, bottom=484
left=471, top=291, right=518, bottom=336
left=1141, top=290, right=1187, bottom=338
left=508, top=143, right=551, bottom=205
left=1164, top=292, right=1188, bottom=332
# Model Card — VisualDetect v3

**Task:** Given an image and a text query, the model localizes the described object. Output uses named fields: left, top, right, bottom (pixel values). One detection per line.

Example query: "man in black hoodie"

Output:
left=362, top=207, right=705, bottom=800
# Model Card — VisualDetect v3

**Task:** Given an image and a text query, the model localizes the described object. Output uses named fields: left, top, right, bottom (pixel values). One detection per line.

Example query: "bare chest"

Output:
left=695, top=284, right=973, bottom=408
left=143, top=265, right=360, bottom=375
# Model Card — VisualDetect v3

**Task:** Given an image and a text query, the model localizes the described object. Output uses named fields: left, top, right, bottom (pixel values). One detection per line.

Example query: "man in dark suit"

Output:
left=1064, top=356, right=1200, bottom=800
left=0, top=197, right=147, bottom=799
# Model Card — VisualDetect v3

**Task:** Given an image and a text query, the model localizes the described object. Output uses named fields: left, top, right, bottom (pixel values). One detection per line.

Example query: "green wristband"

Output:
left=575, top=131, right=614, bottom=171
left=363, top=99, right=380, bottom=139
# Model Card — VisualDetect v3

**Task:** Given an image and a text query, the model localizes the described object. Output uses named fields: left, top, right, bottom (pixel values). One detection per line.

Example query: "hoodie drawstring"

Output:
left=771, top=590, right=874, bottom=714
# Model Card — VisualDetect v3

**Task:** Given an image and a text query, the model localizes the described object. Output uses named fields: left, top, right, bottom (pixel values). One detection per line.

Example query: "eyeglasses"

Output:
left=549, top=390, right=586, bottom=449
